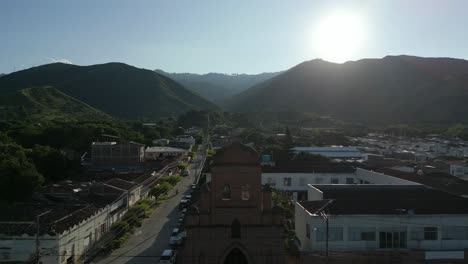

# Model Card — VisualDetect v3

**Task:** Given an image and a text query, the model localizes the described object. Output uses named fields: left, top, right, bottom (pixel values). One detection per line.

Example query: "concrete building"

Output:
left=260, top=166, right=418, bottom=200
left=180, top=143, right=285, bottom=264
left=0, top=204, right=108, bottom=264
left=144, top=146, right=188, bottom=160
left=295, top=185, right=468, bottom=263
left=90, top=141, right=145, bottom=169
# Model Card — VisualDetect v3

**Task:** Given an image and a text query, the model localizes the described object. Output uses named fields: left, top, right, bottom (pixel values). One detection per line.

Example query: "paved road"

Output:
left=92, top=147, right=206, bottom=264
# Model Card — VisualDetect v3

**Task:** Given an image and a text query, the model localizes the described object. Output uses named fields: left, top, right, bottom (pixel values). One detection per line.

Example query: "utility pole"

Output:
left=35, top=210, right=51, bottom=264
left=320, top=211, right=330, bottom=263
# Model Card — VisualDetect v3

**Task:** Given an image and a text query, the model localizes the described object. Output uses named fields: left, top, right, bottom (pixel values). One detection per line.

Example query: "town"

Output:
left=1, top=118, right=468, bottom=264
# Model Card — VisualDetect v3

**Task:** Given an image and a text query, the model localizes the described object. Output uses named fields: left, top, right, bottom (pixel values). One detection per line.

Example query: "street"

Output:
left=92, top=145, right=206, bottom=264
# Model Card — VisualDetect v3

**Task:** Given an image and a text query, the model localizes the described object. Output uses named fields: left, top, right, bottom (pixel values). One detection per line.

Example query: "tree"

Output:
left=29, top=145, right=68, bottom=182
left=0, top=142, right=44, bottom=201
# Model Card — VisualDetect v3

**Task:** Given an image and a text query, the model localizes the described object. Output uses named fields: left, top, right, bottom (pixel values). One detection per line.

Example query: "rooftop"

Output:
left=105, top=178, right=139, bottom=191
left=145, top=146, right=188, bottom=153
left=301, top=184, right=468, bottom=215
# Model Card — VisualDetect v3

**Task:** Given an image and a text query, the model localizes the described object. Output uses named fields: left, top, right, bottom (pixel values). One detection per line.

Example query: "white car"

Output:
left=169, top=235, right=183, bottom=246
left=159, top=249, right=176, bottom=264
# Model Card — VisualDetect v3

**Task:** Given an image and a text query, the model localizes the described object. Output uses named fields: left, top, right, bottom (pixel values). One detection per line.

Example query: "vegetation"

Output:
left=0, top=62, right=218, bottom=119
left=227, top=56, right=468, bottom=124
left=108, top=198, right=155, bottom=250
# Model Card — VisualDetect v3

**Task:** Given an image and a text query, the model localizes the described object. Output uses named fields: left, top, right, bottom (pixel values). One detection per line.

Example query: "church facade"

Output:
left=180, top=143, right=285, bottom=264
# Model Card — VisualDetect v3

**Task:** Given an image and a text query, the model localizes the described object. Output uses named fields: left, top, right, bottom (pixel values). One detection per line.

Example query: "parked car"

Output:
left=184, top=194, right=192, bottom=201
left=159, top=249, right=176, bottom=264
left=182, top=170, right=189, bottom=177
left=179, top=199, right=188, bottom=209
left=169, top=228, right=183, bottom=247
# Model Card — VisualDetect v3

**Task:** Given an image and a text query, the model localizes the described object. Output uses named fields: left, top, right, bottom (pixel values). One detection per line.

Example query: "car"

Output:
left=169, top=235, right=183, bottom=247
left=191, top=184, right=197, bottom=190
left=184, top=194, right=192, bottom=201
left=182, top=170, right=189, bottom=177
left=179, top=199, right=188, bottom=209
left=177, top=217, right=184, bottom=224
left=159, top=249, right=176, bottom=264
left=180, top=208, right=187, bottom=218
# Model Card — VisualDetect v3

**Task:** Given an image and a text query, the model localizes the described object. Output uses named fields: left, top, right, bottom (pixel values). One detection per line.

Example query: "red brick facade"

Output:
left=180, top=143, right=285, bottom=264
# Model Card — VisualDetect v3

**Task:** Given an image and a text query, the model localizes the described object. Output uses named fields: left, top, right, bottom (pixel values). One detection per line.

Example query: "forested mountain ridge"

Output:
left=227, top=55, right=468, bottom=124
left=0, top=63, right=219, bottom=119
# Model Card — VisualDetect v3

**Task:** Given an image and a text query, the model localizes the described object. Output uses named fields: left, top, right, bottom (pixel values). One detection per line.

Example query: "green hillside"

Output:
left=0, top=86, right=111, bottom=122
left=0, top=63, right=219, bottom=119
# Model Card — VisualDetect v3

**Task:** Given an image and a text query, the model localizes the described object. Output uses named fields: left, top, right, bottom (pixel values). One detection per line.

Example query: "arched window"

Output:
left=241, top=184, right=250, bottom=200
left=222, top=184, right=231, bottom=200
left=231, top=219, right=241, bottom=238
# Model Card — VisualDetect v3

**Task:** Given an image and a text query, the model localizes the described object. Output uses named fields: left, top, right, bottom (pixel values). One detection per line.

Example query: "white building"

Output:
left=0, top=204, right=109, bottom=264
left=261, top=166, right=418, bottom=200
left=145, top=146, right=188, bottom=160
left=176, top=135, right=196, bottom=146
left=295, top=184, right=468, bottom=263
left=448, top=162, right=468, bottom=178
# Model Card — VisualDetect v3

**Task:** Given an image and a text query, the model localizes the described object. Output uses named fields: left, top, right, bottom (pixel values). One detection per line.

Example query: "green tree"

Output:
left=0, top=142, right=44, bottom=201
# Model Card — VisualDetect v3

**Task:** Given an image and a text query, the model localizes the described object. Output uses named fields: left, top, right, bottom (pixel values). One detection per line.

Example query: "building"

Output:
left=144, top=146, right=188, bottom=160
left=180, top=143, right=285, bottom=264
left=0, top=204, right=108, bottom=264
left=152, top=138, right=170, bottom=146
left=295, top=184, right=468, bottom=263
left=176, top=135, right=196, bottom=146
left=105, top=178, right=142, bottom=207
left=260, top=166, right=418, bottom=200
left=448, top=161, right=468, bottom=178
left=290, top=147, right=363, bottom=160
left=90, top=141, right=145, bottom=169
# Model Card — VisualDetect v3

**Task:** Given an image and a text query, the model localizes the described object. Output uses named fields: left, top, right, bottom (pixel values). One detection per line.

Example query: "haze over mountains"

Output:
left=0, top=63, right=218, bottom=119
left=227, top=55, right=468, bottom=124
left=1, top=56, right=468, bottom=124
left=155, top=70, right=280, bottom=102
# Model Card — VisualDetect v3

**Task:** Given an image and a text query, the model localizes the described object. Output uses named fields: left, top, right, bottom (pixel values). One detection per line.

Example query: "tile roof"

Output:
left=105, top=178, right=139, bottom=191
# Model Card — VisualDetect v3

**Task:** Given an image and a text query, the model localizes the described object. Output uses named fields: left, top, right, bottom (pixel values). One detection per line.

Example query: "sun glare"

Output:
left=313, top=11, right=366, bottom=63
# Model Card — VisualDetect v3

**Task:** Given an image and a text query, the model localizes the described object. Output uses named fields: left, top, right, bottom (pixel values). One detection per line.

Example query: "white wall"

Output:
left=0, top=208, right=109, bottom=264
left=296, top=208, right=468, bottom=252
left=262, top=172, right=357, bottom=191
left=306, top=185, right=324, bottom=201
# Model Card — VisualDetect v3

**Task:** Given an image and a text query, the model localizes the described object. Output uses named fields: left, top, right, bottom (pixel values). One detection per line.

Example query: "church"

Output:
left=180, top=142, right=285, bottom=264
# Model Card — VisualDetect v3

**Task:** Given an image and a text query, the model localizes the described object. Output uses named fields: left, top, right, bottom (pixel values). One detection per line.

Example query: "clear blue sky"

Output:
left=1, top=0, right=468, bottom=74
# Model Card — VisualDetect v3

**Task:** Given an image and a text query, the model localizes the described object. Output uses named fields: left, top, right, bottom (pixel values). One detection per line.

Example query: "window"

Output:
left=299, top=177, right=306, bottom=186
left=315, top=178, right=323, bottom=184
left=231, top=219, right=241, bottom=238
left=424, top=227, right=438, bottom=240
left=316, top=227, right=343, bottom=241
left=331, top=178, right=339, bottom=184
left=306, top=223, right=311, bottom=239
left=241, top=184, right=250, bottom=200
left=222, top=184, right=231, bottom=200
left=379, top=231, right=407, bottom=249
left=348, top=227, right=376, bottom=241
left=283, top=177, right=292, bottom=186
left=442, top=227, right=468, bottom=240
left=346, top=178, right=354, bottom=184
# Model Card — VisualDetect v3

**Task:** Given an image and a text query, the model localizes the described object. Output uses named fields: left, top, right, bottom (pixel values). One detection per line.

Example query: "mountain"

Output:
left=155, top=70, right=281, bottom=102
left=0, top=74, right=5, bottom=77
left=228, top=56, right=468, bottom=124
left=0, top=86, right=111, bottom=122
left=0, top=63, right=218, bottom=119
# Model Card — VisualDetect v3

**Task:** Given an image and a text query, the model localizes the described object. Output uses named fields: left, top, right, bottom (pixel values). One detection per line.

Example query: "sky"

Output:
left=1, top=0, right=468, bottom=74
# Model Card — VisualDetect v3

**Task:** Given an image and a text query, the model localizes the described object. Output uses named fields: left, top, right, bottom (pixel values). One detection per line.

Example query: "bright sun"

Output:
left=313, top=11, right=366, bottom=63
